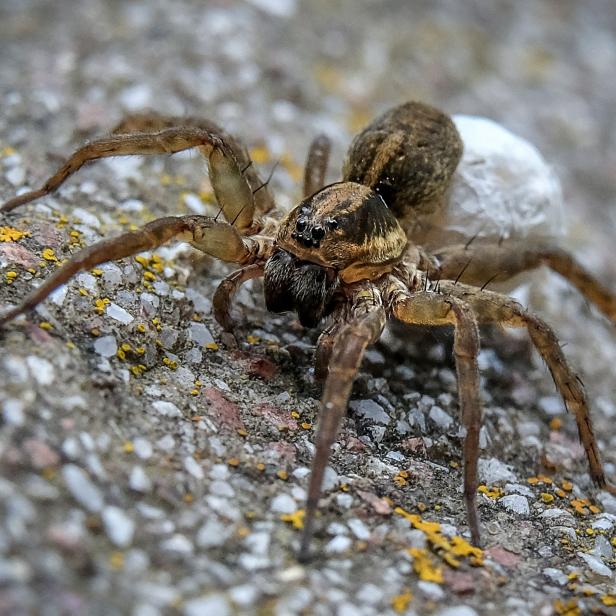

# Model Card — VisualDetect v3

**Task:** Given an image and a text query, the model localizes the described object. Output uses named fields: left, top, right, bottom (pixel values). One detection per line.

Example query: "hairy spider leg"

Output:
left=0, top=216, right=271, bottom=327
left=431, top=242, right=616, bottom=325
left=303, top=134, right=331, bottom=198
left=441, top=280, right=616, bottom=496
left=1, top=127, right=257, bottom=233
left=391, top=285, right=482, bottom=545
left=299, top=287, right=386, bottom=562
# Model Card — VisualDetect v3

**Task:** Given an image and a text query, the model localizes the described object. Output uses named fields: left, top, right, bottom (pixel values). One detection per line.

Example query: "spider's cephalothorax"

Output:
left=263, top=182, right=407, bottom=327
left=2, top=101, right=616, bottom=564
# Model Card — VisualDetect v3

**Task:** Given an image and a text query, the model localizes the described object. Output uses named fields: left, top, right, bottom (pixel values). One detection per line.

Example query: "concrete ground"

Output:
left=1, top=1, right=616, bottom=614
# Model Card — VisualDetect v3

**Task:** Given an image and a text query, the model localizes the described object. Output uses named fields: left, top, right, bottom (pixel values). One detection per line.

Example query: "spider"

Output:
left=2, top=101, right=616, bottom=563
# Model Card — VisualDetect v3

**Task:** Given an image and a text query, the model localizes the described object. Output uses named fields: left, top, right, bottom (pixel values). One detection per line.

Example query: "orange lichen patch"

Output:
left=555, top=488, right=566, bottom=498
left=553, top=599, right=580, bottom=616
left=276, top=470, right=289, bottom=481
left=301, top=422, right=312, bottom=430
left=339, top=483, right=349, bottom=492
left=571, top=498, right=600, bottom=516
left=227, top=457, right=240, bottom=467
left=395, top=507, right=484, bottom=569
left=393, top=473, right=408, bottom=487
left=280, top=509, right=305, bottom=530
left=478, top=485, right=503, bottom=499
left=561, top=480, right=574, bottom=492
left=408, top=548, right=444, bottom=583
left=527, top=474, right=553, bottom=485
left=0, top=226, right=30, bottom=242
left=549, top=417, right=562, bottom=430
left=391, top=590, right=413, bottom=614
left=42, top=247, right=58, bottom=262
left=255, top=462, right=265, bottom=472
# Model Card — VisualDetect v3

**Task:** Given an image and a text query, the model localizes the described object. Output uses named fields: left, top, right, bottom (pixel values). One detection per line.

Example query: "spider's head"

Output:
left=263, top=182, right=407, bottom=327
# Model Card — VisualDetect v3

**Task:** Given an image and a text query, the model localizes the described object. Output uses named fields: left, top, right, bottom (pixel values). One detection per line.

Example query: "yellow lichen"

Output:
left=478, top=485, right=503, bottom=499
left=391, top=591, right=413, bottom=614
left=42, top=247, right=58, bottom=262
left=227, top=457, right=240, bottom=467
left=205, top=342, right=219, bottom=351
left=94, top=298, right=110, bottom=314
left=280, top=509, right=305, bottom=530
left=0, top=226, right=30, bottom=242
left=602, top=595, right=616, bottom=607
left=246, top=335, right=260, bottom=344
left=408, top=548, right=443, bottom=583
left=38, top=321, right=53, bottom=331
left=541, top=492, right=555, bottom=503
left=553, top=599, right=580, bottom=616
left=276, top=470, right=289, bottom=481
left=122, top=441, right=134, bottom=453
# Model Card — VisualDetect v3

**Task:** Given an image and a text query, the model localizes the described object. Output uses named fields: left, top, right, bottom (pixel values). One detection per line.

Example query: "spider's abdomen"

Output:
left=275, top=182, right=407, bottom=283
left=342, top=101, right=462, bottom=237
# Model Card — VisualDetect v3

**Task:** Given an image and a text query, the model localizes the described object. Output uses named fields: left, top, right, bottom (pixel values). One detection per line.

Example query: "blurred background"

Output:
left=1, top=1, right=616, bottom=614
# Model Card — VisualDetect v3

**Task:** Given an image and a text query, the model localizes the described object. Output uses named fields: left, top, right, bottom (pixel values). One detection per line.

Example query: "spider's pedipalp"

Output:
left=299, top=286, right=386, bottom=562
left=391, top=289, right=482, bottom=545
left=0, top=216, right=270, bottom=327
left=213, top=263, right=265, bottom=332
left=440, top=280, right=616, bottom=493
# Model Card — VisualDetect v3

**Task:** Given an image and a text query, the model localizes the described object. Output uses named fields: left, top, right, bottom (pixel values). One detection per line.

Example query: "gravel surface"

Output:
left=1, top=1, right=616, bottom=615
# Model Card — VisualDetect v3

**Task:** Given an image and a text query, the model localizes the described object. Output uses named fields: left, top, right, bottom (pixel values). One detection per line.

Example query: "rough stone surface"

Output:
left=1, top=2, right=616, bottom=615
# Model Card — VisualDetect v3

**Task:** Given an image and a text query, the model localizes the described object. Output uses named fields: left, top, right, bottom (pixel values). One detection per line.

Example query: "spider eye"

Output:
left=296, top=218, right=307, bottom=231
left=326, top=218, right=338, bottom=230
left=311, top=226, right=325, bottom=240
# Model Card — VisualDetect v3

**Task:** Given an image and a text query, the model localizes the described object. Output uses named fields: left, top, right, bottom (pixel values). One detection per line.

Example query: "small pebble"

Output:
left=106, top=303, right=134, bottom=324
left=62, top=464, right=104, bottom=513
left=152, top=401, right=181, bottom=418
left=102, top=505, right=135, bottom=548
left=129, top=466, right=152, bottom=493
left=478, top=458, right=516, bottom=484
left=436, top=607, right=479, bottom=616
left=499, top=494, right=529, bottom=515
left=183, top=595, right=230, bottom=616
left=270, top=493, right=296, bottom=513
left=133, top=438, right=153, bottom=459
left=160, top=534, right=194, bottom=554
left=348, top=399, right=390, bottom=425
left=26, top=356, right=55, bottom=385
left=325, top=535, right=352, bottom=554
left=188, top=322, right=215, bottom=346
left=428, top=405, right=453, bottom=430
left=94, top=335, right=118, bottom=358
left=577, top=551, right=612, bottom=577
left=543, top=567, right=568, bottom=586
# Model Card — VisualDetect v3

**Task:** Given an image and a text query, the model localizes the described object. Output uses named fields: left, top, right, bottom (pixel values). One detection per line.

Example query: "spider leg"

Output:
left=299, top=287, right=386, bottom=562
left=314, top=321, right=339, bottom=381
left=391, top=289, right=482, bottom=545
left=303, top=134, right=331, bottom=197
left=212, top=263, right=264, bottom=332
left=0, top=216, right=270, bottom=327
left=440, top=280, right=616, bottom=494
left=1, top=127, right=258, bottom=232
left=111, top=113, right=275, bottom=216
left=431, top=242, right=616, bottom=325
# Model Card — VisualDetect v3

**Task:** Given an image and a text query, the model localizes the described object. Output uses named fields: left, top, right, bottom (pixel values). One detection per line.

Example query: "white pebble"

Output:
left=133, top=438, right=153, bottom=459
left=62, top=464, right=104, bottom=512
left=499, top=494, right=529, bottom=515
left=324, top=535, right=352, bottom=554
left=3, top=399, right=25, bottom=426
left=436, top=608, right=479, bottom=616
left=183, top=595, right=230, bottom=616
left=418, top=581, right=445, bottom=600
left=102, top=506, right=135, bottom=548
left=152, top=401, right=181, bottom=418
left=349, top=399, right=390, bottom=425
left=183, top=456, right=204, bottom=480
left=347, top=518, right=370, bottom=540
left=270, top=493, right=296, bottom=513
left=543, top=567, right=568, bottom=586
left=478, top=458, right=516, bottom=484
left=6, top=166, right=25, bottom=186
left=196, top=518, right=231, bottom=548
left=26, top=356, right=55, bottom=385
left=129, top=466, right=152, bottom=493
left=160, top=534, right=194, bottom=554
left=106, top=303, right=134, bottom=324
left=94, top=336, right=117, bottom=358
left=577, top=551, right=612, bottom=577
left=188, top=322, right=214, bottom=346
left=428, top=405, right=453, bottom=430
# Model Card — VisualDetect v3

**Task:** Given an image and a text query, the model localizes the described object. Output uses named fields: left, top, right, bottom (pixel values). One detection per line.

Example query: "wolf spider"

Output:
left=2, top=101, right=616, bottom=562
